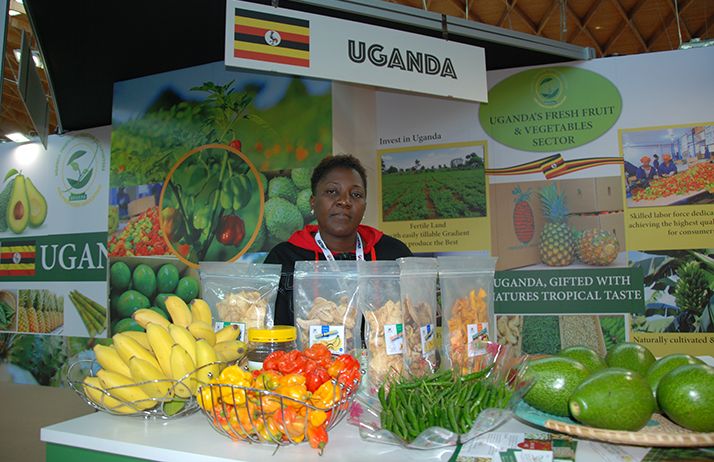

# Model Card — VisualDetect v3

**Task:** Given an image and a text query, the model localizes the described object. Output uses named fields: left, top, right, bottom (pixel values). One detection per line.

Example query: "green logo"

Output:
left=479, top=67, right=622, bottom=152
left=55, top=133, right=106, bottom=205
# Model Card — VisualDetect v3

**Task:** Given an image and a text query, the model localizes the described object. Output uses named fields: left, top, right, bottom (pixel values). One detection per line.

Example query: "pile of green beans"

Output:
left=377, top=365, right=513, bottom=441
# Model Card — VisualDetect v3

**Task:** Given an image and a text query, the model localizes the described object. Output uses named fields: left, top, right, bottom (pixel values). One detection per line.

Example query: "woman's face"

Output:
left=310, top=166, right=366, bottom=239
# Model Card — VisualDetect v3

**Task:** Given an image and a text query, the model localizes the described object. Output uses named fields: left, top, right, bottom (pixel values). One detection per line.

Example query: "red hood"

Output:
left=288, top=224, right=383, bottom=256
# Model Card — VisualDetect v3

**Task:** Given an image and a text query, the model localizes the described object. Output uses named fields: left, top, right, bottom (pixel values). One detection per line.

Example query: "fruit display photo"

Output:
left=630, top=249, right=714, bottom=333
left=518, top=342, right=714, bottom=437
left=109, top=257, right=201, bottom=336
left=16, top=289, right=64, bottom=334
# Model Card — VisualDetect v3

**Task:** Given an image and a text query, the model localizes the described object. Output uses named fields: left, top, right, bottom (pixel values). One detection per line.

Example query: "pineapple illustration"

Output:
left=27, top=291, right=39, bottom=333
left=538, top=184, right=575, bottom=266
left=512, top=186, right=535, bottom=244
left=674, top=261, right=711, bottom=315
left=575, top=228, right=620, bottom=266
left=17, top=291, right=29, bottom=332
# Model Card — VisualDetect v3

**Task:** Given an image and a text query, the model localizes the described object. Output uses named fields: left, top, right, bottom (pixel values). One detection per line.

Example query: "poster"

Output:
left=109, top=61, right=332, bottom=265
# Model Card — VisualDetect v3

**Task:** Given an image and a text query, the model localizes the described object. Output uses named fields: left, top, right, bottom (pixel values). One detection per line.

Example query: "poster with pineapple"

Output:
left=477, top=47, right=714, bottom=356
left=0, top=127, right=110, bottom=341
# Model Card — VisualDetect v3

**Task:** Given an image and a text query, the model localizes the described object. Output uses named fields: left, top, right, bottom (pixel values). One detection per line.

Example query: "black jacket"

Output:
left=264, top=224, right=412, bottom=325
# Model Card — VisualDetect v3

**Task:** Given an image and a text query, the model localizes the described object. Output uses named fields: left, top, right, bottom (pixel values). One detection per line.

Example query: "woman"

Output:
left=658, top=153, right=677, bottom=177
left=636, top=155, right=657, bottom=182
left=265, top=154, right=412, bottom=326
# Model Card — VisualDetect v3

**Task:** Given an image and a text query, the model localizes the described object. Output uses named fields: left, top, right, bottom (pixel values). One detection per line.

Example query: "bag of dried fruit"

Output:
left=199, top=261, right=281, bottom=341
left=357, top=260, right=403, bottom=391
left=293, top=260, right=359, bottom=355
left=397, top=257, right=438, bottom=377
left=437, top=255, right=498, bottom=374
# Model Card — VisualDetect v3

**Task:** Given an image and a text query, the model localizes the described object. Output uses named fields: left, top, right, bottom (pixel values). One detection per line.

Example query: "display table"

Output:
left=41, top=411, right=633, bottom=461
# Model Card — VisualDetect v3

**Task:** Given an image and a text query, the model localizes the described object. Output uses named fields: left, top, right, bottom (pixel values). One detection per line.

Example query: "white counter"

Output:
left=41, top=411, right=642, bottom=461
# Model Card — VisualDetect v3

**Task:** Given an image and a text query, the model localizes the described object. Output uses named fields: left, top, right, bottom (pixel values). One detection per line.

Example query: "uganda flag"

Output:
left=0, top=240, right=36, bottom=277
left=234, top=8, right=310, bottom=67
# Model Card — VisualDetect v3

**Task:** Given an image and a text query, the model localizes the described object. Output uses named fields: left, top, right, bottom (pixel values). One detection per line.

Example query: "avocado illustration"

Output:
left=605, top=342, right=655, bottom=377
left=657, top=364, right=714, bottom=432
left=25, top=176, right=47, bottom=228
left=558, top=346, right=607, bottom=374
left=646, top=353, right=704, bottom=410
left=569, top=368, right=655, bottom=431
left=7, top=175, right=30, bottom=234
left=0, top=177, right=16, bottom=232
left=523, top=356, right=590, bottom=416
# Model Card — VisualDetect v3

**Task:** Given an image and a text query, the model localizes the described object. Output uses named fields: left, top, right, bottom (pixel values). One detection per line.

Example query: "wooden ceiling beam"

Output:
left=609, top=0, right=648, bottom=52
left=693, top=13, right=714, bottom=38
left=496, top=0, right=538, bottom=34
left=565, top=4, right=604, bottom=56
left=647, top=0, right=694, bottom=48
left=603, top=0, right=648, bottom=55
left=535, top=0, right=558, bottom=35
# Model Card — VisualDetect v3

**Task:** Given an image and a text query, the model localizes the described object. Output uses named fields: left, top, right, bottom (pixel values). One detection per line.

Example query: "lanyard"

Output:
left=314, top=231, right=364, bottom=261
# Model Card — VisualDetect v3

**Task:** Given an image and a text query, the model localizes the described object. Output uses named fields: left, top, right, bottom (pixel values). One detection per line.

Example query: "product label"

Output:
left=215, top=321, right=245, bottom=342
left=384, top=323, right=404, bottom=355
left=309, top=325, right=345, bottom=354
left=467, top=323, right=488, bottom=357
left=419, top=323, right=435, bottom=357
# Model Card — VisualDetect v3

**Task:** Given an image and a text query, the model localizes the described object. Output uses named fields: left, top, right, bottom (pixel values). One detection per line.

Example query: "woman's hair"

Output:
left=310, top=154, right=367, bottom=194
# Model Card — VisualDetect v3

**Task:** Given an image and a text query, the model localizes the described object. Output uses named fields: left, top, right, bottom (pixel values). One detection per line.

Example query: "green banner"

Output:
left=494, top=267, right=644, bottom=314
left=0, top=232, right=108, bottom=282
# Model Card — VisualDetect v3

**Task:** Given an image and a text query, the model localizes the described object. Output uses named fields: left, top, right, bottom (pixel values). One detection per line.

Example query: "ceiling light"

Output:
left=6, top=132, right=31, bottom=143
left=13, top=48, right=44, bottom=69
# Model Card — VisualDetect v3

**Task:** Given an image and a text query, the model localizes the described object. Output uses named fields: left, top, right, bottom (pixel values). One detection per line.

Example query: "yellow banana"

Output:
left=170, top=344, right=197, bottom=399
left=168, top=324, right=197, bottom=364
left=97, top=369, right=155, bottom=410
left=83, top=376, right=136, bottom=414
left=146, top=322, right=175, bottom=376
left=133, top=308, right=171, bottom=330
left=215, top=324, right=241, bottom=343
left=213, top=340, right=248, bottom=363
left=128, top=356, right=172, bottom=399
left=165, top=295, right=192, bottom=327
left=189, top=298, right=213, bottom=325
left=122, top=331, right=151, bottom=350
left=113, top=333, right=161, bottom=370
left=93, top=344, right=131, bottom=377
left=195, top=339, right=220, bottom=387
left=188, top=320, right=216, bottom=346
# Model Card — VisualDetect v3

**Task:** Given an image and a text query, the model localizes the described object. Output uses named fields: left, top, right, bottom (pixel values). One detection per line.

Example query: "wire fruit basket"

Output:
left=67, top=359, right=217, bottom=419
left=197, top=376, right=360, bottom=446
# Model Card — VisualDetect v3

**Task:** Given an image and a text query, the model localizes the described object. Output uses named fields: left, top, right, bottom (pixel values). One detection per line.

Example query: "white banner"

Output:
left=225, top=0, right=487, bottom=103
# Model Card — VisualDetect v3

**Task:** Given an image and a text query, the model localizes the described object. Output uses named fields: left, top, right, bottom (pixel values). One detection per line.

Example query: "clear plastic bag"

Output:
left=437, top=256, right=498, bottom=374
left=199, top=261, right=281, bottom=341
left=357, top=260, right=403, bottom=391
left=398, top=257, right=439, bottom=377
left=293, top=260, right=359, bottom=354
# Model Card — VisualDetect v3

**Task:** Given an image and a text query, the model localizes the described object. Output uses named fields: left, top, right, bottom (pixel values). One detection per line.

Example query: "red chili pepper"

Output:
left=229, top=139, right=242, bottom=151
left=217, top=215, right=246, bottom=246
left=327, top=354, right=360, bottom=378
left=304, top=343, right=331, bottom=363
left=307, top=423, right=328, bottom=452
left=305, top=365, right=331, bottom=393
left=263, top=351, right=286, bottom=371
left=277, top=350, right=307, bottom=375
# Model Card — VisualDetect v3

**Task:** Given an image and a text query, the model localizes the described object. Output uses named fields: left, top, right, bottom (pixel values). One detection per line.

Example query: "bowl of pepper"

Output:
left=197, top=344, right=361, bottom=454
left=349, top=342, right=532, bottom=449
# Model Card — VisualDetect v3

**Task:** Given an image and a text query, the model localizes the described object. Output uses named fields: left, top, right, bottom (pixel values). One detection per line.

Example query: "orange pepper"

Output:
left=307, top=423, right=328, bottom=452
left=310, top=380, right=341, bottom=408
left=278, top=373, right=306, bottom=386
left=275, top=382, right=308, bottom=408
left=253, top=370, right=282, bottom=391
left=308, top=408, right=327, bottom=427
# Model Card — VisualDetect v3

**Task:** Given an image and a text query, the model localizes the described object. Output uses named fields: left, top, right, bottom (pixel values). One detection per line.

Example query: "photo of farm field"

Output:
left=380, top=146, right=487, bottom=222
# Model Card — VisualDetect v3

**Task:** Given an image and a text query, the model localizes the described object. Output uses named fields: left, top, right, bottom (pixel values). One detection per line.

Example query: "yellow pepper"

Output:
left=275, top=382, right=309, bottom=409
left=217, top=365, right=252, bottom=405
left=310, top=380, right=341, bottom=408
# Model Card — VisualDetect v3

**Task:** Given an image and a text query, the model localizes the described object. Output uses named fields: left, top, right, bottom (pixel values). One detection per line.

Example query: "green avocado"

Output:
left=132, top=264, right=157, bottom=298
left=569, top=368, right=655, bottom=431
left=558, top=346, right=607, bottom=374
left=110, top=261, right=132, bottom=292
left=116, top=290, right=150, bottom=319
left=112, top=317, right=144, bottom=334
left=175, top=276, right=199, bottom=303
left=24, top=176, right=47, bottom=228
left=657, top=364, right=714, bottom=432
left=7, top=175, right=30, bottom=234
left=605, top=342, right=655, bottom=377
left=523, top=356, right=590, bottom=417
left=646, top=353, right=704, bottom=410
left=154, top=293, right=172, bottom=313
left=156, top=264, right=180, bottom=293
left=0, top=178, right=16, bottom=232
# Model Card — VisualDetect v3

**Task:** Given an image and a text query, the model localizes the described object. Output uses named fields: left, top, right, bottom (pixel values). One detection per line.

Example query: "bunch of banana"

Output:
left=83, top=296, right=247, bottom=415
